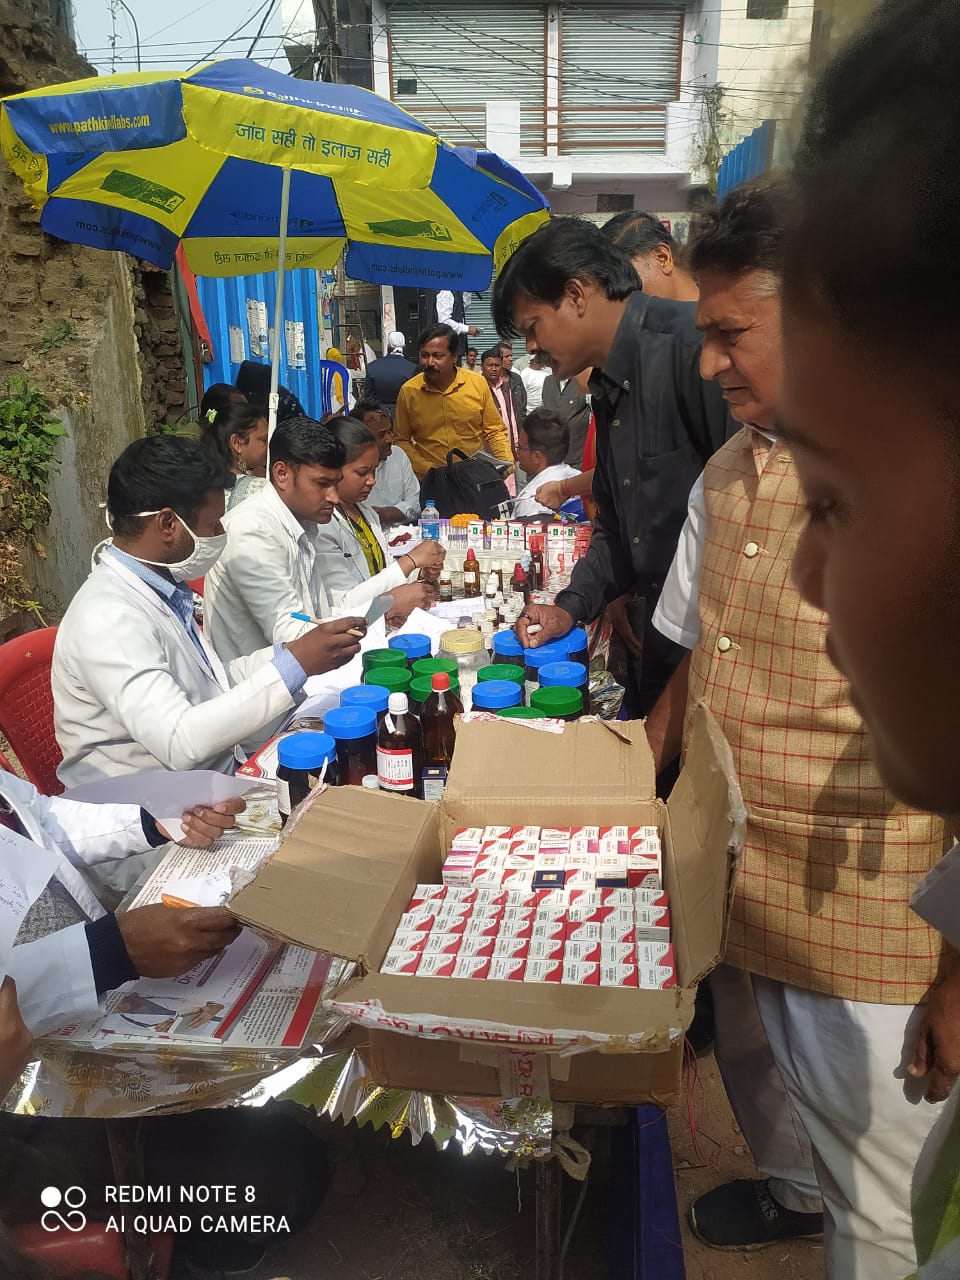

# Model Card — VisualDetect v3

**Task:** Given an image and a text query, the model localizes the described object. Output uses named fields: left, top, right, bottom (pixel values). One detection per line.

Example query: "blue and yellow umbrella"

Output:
left=0, top=58, right=548, bottom=289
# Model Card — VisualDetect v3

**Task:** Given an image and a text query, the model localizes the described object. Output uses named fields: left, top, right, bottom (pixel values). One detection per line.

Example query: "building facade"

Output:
left=372, top=0, right=710, bottom=218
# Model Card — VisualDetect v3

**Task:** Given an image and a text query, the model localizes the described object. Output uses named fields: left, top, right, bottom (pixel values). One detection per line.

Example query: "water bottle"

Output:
left=420, top=500, right=440, bottom=542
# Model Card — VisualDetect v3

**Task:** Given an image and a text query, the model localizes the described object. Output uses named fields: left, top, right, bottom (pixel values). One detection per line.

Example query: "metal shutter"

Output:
left=559, top=4, right=684, bottom=152
left=387, top=2, right=547, bottom=153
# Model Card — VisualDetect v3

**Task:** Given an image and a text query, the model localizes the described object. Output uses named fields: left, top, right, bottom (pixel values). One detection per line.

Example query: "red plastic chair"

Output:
left=11, top=1222, right=173, bottom=1279
left=186, top=576, right=204, bottom=596
left=0, top=627, right=62, bottom=795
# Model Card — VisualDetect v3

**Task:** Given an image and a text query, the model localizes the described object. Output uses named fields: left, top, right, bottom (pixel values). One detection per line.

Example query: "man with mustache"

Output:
left=645, top=180, right=947, bottom=1277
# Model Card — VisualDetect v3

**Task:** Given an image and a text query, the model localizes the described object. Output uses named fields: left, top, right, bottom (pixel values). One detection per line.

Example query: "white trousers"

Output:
left=711, top=963, right=942, bottom=1280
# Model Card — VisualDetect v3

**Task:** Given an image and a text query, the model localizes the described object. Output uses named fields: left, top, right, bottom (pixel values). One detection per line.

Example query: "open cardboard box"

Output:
left=229, top=704, right=744, bottom=1106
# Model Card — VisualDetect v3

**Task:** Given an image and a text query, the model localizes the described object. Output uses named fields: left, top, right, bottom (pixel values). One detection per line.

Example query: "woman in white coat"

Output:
left=316, top=418, right=445, bottom=626
left=0, top=770, right=241, bottom=1034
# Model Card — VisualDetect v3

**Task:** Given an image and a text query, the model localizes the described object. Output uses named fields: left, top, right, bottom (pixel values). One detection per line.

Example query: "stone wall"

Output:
left=0, top=0, right=190, bottom=624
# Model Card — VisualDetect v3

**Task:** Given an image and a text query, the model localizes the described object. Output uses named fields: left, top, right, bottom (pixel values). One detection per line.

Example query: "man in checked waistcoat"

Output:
left=644, top=180, right=950, bottom=1278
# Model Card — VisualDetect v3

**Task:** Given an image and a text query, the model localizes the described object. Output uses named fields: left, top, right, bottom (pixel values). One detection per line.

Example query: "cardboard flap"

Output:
left=228, top=786, right=436, bottom=964
left=667, top=703, right=746, bottom=985
left=445, top=719, right=656, bottom=804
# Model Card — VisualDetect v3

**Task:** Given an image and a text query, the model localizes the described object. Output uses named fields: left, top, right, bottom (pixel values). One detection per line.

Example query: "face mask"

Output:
left=102, top=508, right=227, bottom=581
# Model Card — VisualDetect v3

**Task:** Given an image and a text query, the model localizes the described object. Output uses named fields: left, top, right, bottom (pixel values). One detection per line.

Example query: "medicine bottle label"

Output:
left=277, top=777, right=292, bottom=817
left=377, top=746, right=414, bottom=791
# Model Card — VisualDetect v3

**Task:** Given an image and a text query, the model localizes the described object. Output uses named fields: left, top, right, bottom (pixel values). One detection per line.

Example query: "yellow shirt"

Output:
left=394, top=368, right=513, bottom=479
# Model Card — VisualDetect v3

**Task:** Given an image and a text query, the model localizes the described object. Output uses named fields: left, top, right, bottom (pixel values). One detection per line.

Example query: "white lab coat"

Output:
left=1, top=772, right=150, bottom=1035
left=53, top=553, right=294, bottom=785
left=313, top=504, right=405, bottom=598
left=205, top=483, right=406, bottom=666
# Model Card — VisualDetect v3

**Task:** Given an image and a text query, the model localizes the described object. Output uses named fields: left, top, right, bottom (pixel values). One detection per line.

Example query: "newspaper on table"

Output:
left=48, top=837, right=335, bottom=1052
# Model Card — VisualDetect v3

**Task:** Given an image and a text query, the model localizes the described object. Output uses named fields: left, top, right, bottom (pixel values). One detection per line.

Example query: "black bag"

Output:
left=420, top=449, right=510, bottom=518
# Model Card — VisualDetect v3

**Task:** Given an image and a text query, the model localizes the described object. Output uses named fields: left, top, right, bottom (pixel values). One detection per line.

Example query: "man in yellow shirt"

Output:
left=394, top=324, right=513, bottom=480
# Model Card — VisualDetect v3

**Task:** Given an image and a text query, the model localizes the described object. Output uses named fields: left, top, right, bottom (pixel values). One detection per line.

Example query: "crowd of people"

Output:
left=1, top=0, right=957, bottom=1274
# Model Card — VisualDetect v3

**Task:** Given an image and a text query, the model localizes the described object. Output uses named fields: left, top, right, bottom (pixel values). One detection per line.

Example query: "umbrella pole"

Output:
left=269, top=166, right=292, bottom=441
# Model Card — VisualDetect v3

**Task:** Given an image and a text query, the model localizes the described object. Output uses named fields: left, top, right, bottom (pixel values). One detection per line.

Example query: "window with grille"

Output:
left=597, top=194, right=635, bottom=213
left=746, top=0, right=788, bottom=18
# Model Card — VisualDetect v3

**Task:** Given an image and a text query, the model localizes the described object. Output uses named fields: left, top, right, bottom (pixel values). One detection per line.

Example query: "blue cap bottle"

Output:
left=341, top=684, right=390, bottom=718
left=471, top=680, right=523, bottom=710
left=388, top=633, right=432, bottom=663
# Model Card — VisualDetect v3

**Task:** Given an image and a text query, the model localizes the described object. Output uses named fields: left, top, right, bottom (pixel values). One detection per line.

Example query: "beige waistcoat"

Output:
left=685, top=428, right=944, bottom=1004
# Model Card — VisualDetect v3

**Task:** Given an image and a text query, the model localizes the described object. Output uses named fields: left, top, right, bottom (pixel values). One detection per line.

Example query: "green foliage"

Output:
left=39, top=319, right=76, bottom=351
left=0, top=377, right=67, bottom=533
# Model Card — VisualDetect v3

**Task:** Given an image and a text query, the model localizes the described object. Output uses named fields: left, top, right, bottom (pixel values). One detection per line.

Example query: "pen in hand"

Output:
left=291, top=611, right=366, bottom=639
left=161, top=893, right=202, bottom=909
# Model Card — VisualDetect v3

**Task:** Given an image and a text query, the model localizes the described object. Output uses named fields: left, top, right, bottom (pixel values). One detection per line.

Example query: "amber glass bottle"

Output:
left=376, top=693, right=423, bottom=797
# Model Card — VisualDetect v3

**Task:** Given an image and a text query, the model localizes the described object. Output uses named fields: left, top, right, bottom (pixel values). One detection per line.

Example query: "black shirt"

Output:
left=555, top=290, right=730, bottom=625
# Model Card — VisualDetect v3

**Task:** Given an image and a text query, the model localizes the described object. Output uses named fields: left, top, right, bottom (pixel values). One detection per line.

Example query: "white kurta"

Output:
left=511, top=463, right=581, bottom=518
left=367, top=447, right=422, bottom=524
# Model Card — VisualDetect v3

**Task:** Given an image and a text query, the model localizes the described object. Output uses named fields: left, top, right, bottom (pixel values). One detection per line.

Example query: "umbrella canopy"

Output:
left=0, top=59, right=549, bottom=291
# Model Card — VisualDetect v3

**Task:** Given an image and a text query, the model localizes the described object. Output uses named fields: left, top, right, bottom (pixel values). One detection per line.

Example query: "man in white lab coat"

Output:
left=53, top=435, right=365, bottom=784
left=1, top=770, right=241, bottom=1035
left=205, top=415, right=411, bottom=665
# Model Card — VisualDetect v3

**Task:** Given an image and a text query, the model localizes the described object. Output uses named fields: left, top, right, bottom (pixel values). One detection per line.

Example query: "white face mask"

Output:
left=101, top=508, right=227, bottom=581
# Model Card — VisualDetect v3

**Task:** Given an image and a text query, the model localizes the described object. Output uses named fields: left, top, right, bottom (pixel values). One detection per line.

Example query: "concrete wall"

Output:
left=712, top=1, right=814, bottom=153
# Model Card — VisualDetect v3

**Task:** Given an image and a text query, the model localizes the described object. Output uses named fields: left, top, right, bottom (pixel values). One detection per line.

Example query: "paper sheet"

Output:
left=429, top=597, right=486, bottom=621
left=62, top=769, right=256, bottom=816
left=62, top=770, right=257, bottom=845
left=0, top=827, right=60, bottom=981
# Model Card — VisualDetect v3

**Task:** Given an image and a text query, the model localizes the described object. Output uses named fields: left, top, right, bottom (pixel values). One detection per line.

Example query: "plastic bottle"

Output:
left=419, top=500, right=440, bottom=543
left=492, top=628, right=525, bottom=666
left=477, top=663, right=525, bottom=693
left=420, top=672, right=462, bottom=769
left=530, top=685, right=583, bottom=722
left=412, top=656, right=459, bottom=683
left=276, top=732, right=337, bottom=826
left=362, top=648, right=407, bottom=679
left=320, top=707, right=379, bottom=787
left=363, top=665, right=412, bottom=696
left=377, top=692, right=423, bottom=797
left=471, top=679, right=523, bottom=712
left=463, top=548, right=481, bottom=598
left=340, top=683, right=390, bottom=725
left=388, top=633, right=432, bottom=666
left=538, top=659, right=589, bottom=714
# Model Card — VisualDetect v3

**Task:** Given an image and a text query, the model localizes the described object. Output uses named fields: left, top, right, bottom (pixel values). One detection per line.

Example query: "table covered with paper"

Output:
left=4, top=771, right=550, bottom=1160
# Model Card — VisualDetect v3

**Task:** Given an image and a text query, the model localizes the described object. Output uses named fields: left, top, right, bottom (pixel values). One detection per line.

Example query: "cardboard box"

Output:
left=229, top=707, right=743, bottom=1107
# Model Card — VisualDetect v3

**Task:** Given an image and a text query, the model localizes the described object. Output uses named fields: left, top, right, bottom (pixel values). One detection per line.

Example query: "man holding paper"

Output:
left=0, top=770, right=242, bottom=1034
left=53, top=434, right=365, bottom=783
